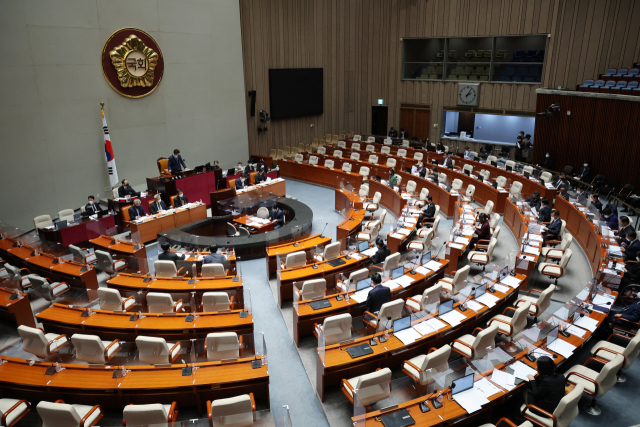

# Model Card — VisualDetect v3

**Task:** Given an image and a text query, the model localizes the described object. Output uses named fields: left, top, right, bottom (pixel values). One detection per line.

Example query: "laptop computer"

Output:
left=379, top=409, right=415, bottom=427
left=490, top=161, right=498, bottom=167
left=358, top=241, right=369, bottom=252
left=346, top=343, right=374, bottom=359
left=452, top=373, right=474, bottom=395
left=492, top=180, right=498, bottom=189
left=328, top=258, right=346, bottom=267
left=431, top=159, right=438, bottom=165
left=205, top=162, right=212, bottom=171
left=464, top=169, right=470, bottom=176
left=56, top=220, right=68, bottom=230
left=524, top=171, right=531, bottom=179
left=475, top=283, right=487, bottom=299
left=310, top=299, right=332, bottom=310
left=438, top=299, right=454, bottom=316
left=393, top=315, right=412, bottom=333
left=73, top=213, right=82, bottom=222
left=422, top=251, right=431, bottom=265
left=391, top=266, right=404, bottom=280
left=356, top=277, right=372, bottom=291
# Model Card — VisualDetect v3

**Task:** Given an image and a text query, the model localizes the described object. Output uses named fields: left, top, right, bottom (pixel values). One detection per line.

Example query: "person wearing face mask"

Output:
left=621, top=230, right=640, bottom=261
left=601, top=208, right=618, bottom=230
left=515, top=131, right=525, bottom=161
left=388, top=168, right=399, bottom=187
left=589, top=193, right=602, bottom=212
left=84, top=196, right=103, bottom=215
left=537, top=152, right=554, bottom=170
left=463, top=147, right=474, bottom=160
left=574, top=161, right=591, bottom=182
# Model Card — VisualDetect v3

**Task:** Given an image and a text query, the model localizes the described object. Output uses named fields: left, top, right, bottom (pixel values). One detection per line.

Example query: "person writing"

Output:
left=254, top=169, right=267, bottom=184
left=621, top=230, right=640, bottom=261
left=436, top=141, right=445, bottom=153
left=590, top=194, right=602, bottom=212
left=235, top=173, right=247, bottom=190
left=418, top=196, right=436, bottom=228
left=173, top=189, right=188, bottom=208
left=524, top=356, right=566, bottom=415
left=158, top=241, right=184, bottom=264
left=463, top=147, right=474, bottom=160
left=602, top=208, right=619, bottom=231
left=370, top=238, right=390, bottom=264
left=269, top=205, right=284, bottom=229
left=128, top=199, right=147, bottom=220
left=365, top=273, right=391, bottom=314
left=470, top=213, right=491, bottom=249
left=553, top=172, right=569, bottom=191
left=525, top=191, right=542, bottom=210
left=149, top=194, right=168, bottom=214
left=118, top=179, right=138, bottom=198
left=168, top=149, right=186, bottom=174
left=614, top=216, right=633, bottom=245
left=441, top=153, right=453, bottom=168
left=203, top=244, right=226, bottom=265
left=84, top=196, right=103, bottom=215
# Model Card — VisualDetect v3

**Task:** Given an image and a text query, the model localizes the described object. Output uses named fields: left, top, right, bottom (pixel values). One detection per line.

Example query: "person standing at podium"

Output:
left=118, top=179, right=137, bottom=198
left=168, top=149, right=186, bottom=174
left=85, top=196, right=103, bottom=215
left=173, top=189, right=188, bottom=207
left=149, top=194, right=167, bottom=214
left=128, top=199, right=147, bottom=220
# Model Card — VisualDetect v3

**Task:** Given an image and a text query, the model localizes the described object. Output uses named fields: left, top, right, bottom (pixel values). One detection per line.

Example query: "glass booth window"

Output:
left=402, top=38, right=445, bottom=80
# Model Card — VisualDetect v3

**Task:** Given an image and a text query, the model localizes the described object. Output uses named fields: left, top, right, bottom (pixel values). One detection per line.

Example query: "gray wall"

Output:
left=0, top=0, right=248, bottom=230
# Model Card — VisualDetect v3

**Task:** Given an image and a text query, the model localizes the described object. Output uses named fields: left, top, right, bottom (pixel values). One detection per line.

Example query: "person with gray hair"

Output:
left=128, top=198, right=147, bottom=220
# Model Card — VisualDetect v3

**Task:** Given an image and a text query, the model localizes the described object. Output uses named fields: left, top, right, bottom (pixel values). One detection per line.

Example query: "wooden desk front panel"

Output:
left=435, top=166, right=506, bottom=214
left=310, top=153, right=391, bottom=181
left=106, top=274, right=243, bottom=296
left=0, top=287, right=35, bottom=328
left=265, top=235, right=332, bottom=279
left=396, top=171, right=455, bottom=217
left=367, top=181, right=405, bottom=218
left=503, top=199, right=525, bottom=241
left=278, top=160, right=363, bottom=189
left=129, top=204, right=208, bottom=243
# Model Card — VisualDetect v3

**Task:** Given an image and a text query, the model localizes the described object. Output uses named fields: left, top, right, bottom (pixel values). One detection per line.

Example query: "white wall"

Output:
left=473, top=114, right=535, bottom=144
left=0, top=0, right=248, bottom=230
left=444, top=111, right=459, bottom=133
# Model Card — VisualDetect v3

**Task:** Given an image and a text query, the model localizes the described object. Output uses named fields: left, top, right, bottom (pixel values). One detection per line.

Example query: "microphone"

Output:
left=433, top=241, right=447, bottom=262
left=320, top=222, right=329, bottom=238
left=458, top=287, right=476, bottom=312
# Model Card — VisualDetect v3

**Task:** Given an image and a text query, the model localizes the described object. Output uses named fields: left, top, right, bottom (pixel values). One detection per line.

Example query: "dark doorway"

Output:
left=372, top=106, right=388, bottom=136
left=457, top=112, right=475, bottom=137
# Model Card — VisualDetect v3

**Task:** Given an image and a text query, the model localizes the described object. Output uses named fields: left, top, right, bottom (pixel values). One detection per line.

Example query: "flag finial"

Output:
left=100, top=101, right=104, bottom=109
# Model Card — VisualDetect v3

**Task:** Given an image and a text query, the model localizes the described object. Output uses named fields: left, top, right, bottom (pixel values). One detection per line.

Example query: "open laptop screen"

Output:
left=393, top=315, right=411, bottom=333
left=391, top=266, right=404, bottom=280
left=452, top=373, right=474, bottom=395
left=358, top=241, right=369, bottom=252
left=439, top=299, right=454, bottom=316
left=356, top=277, right=371, bottom=291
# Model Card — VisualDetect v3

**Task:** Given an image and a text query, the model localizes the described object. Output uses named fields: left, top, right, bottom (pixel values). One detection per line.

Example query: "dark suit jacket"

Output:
left=174, top=195, right=188, bottom=207
left=158, top=251, right=184, bottom=264
left=525, top=195, right=541, bottom=210
left=168, top=154, right=186, bottom=173
left=618, top=301, right=640, bottom=322
left=436, top=143, right=445, bottom=152
left=592, top=200, right=603, bottom=211
left=365, top=285, right=391, bottom=313
left=84, top=203, right=103, bottom=215
left=554, top=178, right=569, bottom=190
left=254, top=173, right=267, bottom=184
left=399, top=131, right=409, bottom=139
left=538, top=205, right=552, bottom=223
left=546, top=218, right=562, bottom=236
left=257, top=161, right=267, bottom=172
left=617, top=224, right=634, bottom=244
left=422, top=203, right=436, bottom=219
left=578, top=165, right=591, bottom=181
left=371, top=246, right=391, bottom=265
left=118, top=185, right=137, bottom=198
left=605, top=214, right=619, bottom=230
left=235, top=178, right=246, bottom=190
left=625, top=239, right=640, bottom=261
left=128, top=205, right=147, bottom=220
left=149, top=200, right=168, bottom=214
left=269, top=208, right=284, bottom=226
left=529, top=374, right=566, bottom=415
left=203, top=252, right=226, bottom=265
left=539, top=157, right=554, bottom=170
left=442, top=157, right=453, bottom=168
left=388, top=130, right=398, bottom=137
left=244, top=165, right=255, bottom=173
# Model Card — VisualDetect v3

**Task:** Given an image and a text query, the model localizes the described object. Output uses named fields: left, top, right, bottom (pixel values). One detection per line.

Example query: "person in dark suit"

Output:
left=574, top=161, right=591, bottom=182
left=203, top=244, right=226, bottom=265
left=602, top=208, right=619, bottom=231
left=370, top=238, right=390, bottom=265
left=418, top=196, right=436, bottom=228
left=158, top=242, right=184, bottom=264
left=118, top=179, right=137, bottom=198
left=84, top=195, right=104, bottom=215
left=365, top=273, right=390, bottom=314
left=388, top=127, right=398, bottom=138
left=524, top=356, right=566, bottom=415
left=621, top=230, right=640, bottom=261
left=606, top=297, right=640, bottom=327
left=257, top=158, right=267, bottom=172
left=542, top=209, right=561, bottom=241
left=173, top=189, right=188, bottom=208
left=235, top=173, right=247, bottom=190
left=553, top=173, right=569, bottom=191
left=614, top=216, right=633, bottom=245
left=168, top=149, right=186, bottom=174
left=441, top=154, right=453, bottom=168
left=399, top=128, right=409, bottom=139
left=470, top=213, right=492, bottom=250
left=128, top=199, right=147, bottom=220
left=149, top=194, right=167, bottom=214
left=269, top=205, right=284, bottom=229
left=590, top=194, right=602, bottom=212
left=212, top=160, right=221, bottom=170
left=538, top=198, right=551, bottom=223
left=618, top=254, right=640, bottom=293
left=515, top=131, right=525, bottom=161
left=254, top=169, right=267, bottom=184
left=244, top=161, right=255, bottom=174
left=575, top=186, right=589, bottom=201
left=537, top=152, right=554, bottom=170
left=436, top=142, right=445, bottom=152
left=525, top=191, right=542, bottom=210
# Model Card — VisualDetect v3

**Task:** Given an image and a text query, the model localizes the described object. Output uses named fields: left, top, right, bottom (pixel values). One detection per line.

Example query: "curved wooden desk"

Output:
left=0, top=355, right=269, bottom=413
left=435, top=165, right=508, bottom=214
left=396, top=170, right=456, bottom=217
left=335, top=190, right=366, bottom=250
left=0, top=287, right=35, bottom=328
left=89, top=235, right=147, bottom=272
left=307, top=153, right=392, bottom=181
left=266, top=234, right=332, bottom=279
left=277, top=159, right=363, bottom=189
left=36, top=303, right=253, bottom=341
left=107, top=273, right=243, bottom=296
left=128, top=204, right=208, bottom=243
left=366, top=181, right=406, bottom=218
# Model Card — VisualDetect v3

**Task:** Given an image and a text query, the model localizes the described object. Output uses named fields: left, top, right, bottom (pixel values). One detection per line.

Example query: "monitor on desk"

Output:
left=375, top=175, right=382, bottom=182
left=431, top=159, right=438, bottom=165
left=227, top=168, right=236, bottom=177
left=74, top=213, right=82, bottom=222
left=393, top=315, right=412, bottom=333
left=391, top=266, right=404, bottom=280
left=57, top=220, right=68, bottom=230
left=506, top=165, right=513, bottom=172
left=422, top=251, right=431, bottom=265
left=547, top=326, right=559, bottom=346
left=356, top=277, right=372, bottom=291
left=452, top=373, right=474, bottom=395
left=438, top=299, right=454, bottom=316
left=492, top=180, right=498, bottom=189
left=491, top=161, right=498, bottom=167
left=475, top=283, right=487, bottom=299
left=464, top=169, right=470, bottom=176
left=524, top=171, right=531, bottom=179
left=194, top=165, right=205, bottom=174
left=358, top=241, right=369, bottom=252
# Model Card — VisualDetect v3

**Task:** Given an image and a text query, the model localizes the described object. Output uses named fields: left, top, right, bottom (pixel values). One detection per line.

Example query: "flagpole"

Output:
left=101, top=101, right=119, bottom=188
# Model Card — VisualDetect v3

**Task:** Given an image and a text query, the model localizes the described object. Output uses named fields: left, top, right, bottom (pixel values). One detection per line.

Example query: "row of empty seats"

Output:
left=96, top=287, right=234, bottom=313
left=578, top=64, right=640, bottom=95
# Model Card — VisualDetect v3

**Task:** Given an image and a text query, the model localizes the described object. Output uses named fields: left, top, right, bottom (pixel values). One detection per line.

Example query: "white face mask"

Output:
left=546, top=155, right=549, bottom=158
left=89, top=200, right=94, bottom=204
left=584, top=164, right=588, bottom=167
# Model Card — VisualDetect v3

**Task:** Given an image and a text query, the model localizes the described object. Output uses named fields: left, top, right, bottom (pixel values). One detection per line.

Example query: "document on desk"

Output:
left=425, top=318, right=447, bottom=331
left=494, top=284, right=510, bottom=293
left=453, top=388, right=487, bottom=414
left=475, top=293, right=500, bottom=307
left=520, top=255, right=536, bottom=262
left=455, top=236, right=470, bottom=245
left=394, top=327, right=422, bottom=346
left=548, top=339, right=577, bottom=359
left=449, top=243, right=464, bottom=250
left=424, top=260, right=443, bottom=270
left=608, top=246, right=623, bottom=257
left=439, top=310, right=467, bottom=327
left=404, top=217, right=417, bottom=224
left=462, top=228, right=475, bottom=237
left=350, top=253, right=363, bottom=261
left=415, top=266, right=431, bottom=276
left=394, top=275, right=415, bottom=288
left=608, top=261, right=625, bottom=269
left=491, top=369, right=516, bottom=391
left=474, top=378, right=503, bottom=399
left=465, top=300, right=484, bottom=312
left=500, top=275, right=522, bottom=288
left=510, top=361, right=538, bottom=381
left=361, top=248, right=378, bottom=257
left=565, top=325, right=587, bottom=338
left=390, top=233, right=404, bottom=239
left=398, top=228, right=412, bottom=235
left=529, top=234, right=543, bottom=242
left=413, top=321, right=436, bottom=337
left=592, top=294, right=616, bottom=306
left=382, top=279, right=399, bottom=290
left=524, top=246, right=541, bottom=256
left=350, top=288, right=372, bottom=303
left=574, top=316, right=599, bottom=332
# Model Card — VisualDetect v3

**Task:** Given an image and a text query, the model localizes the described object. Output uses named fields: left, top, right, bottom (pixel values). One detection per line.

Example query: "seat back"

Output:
left=382, top=252, right=401, bottom=270
left=523, top=166, right=533, bottom=175
left=432, top=215, right=441, bottom=236
left=206, top=332, right=239, bottom=360
left=351, top=143, right=361, bottom=151
left=34, top=215, right=54, bottom=229
left=309, top=155, right=318, bottom=165
left=348, top=268, right=370, bottom=286
left=72, top=333, right=108, bottom=364
left=209, top=394, right=254, bottom=424
left=321, top=313, right=353, bottom=345
left=560, top=220, right=566, bottom=236
left=350, top=152, right=360, bottom=161
left=419, top=188, right=429, bottom=200
left=472, top=324, right=499, bottom=355
left=492, top=225, right=501, bottom=240
left=366, top=144, right=375, bottom=152
left=553, top=383, right=584, bottom=426
left=227, top=222, right=238, bottom=236
left=95, top=250, right=116, bottom=273
left=419, top=283, right=441, bottom=310
left=510, top=302, right=531, bottom=336
left=372, top=192, right=382, bottom=204
left=294, top=153, right=303, bottom=162
left=123, top=403, right=169, bottom=426
left=397, top=149, right=407, bottom=158
left=201, top=263, right=226, bottom=277
left=386, top=158, right=396, bottom=168
left=257, top=207, right=269, bottom=218
left=154, top=260, right=178, bottom=277
left=353, top=135, right=362, bottom=141
left=540, top=171, right=552, bottom=183
left=505, top=160, right=515, bottom=169
left=147, top=292, right=175, bottom=313
left=354, top=368, right=392, bottom=405
left=367, top=136, right=375, bottom=142
left=333, top=150, right=343, bottom=158
left=406, top=180, right=417, bottom=193
left=423, top=344, right=451, bottom=371
left=560, top=233, right=573, bottom=250
left=324, top=159, right=334, bottom=168
left=378, top=299, right=404, bottom=321
left=412, top=153, right=424, bottom=163
left=98, top=288, right=124, bottom=311
left=359, top=166, right=370, bottom=177
left=511, top=181, right=523, bottom=195
left=622, top=333, right=640, bottom=368
left=17, top=325, right=49, bottom=358
left=68, top=245, right=86, bottom=263
left=342, top=163, right=352, bottom=172
left=466, top=184, right=475, bottom=197
left=535, top=284, right=555, bottom=314
left=323, top=241, right=342, bottom=261
left=463, top=164, right=474, bottom=174
left=486, top=155, right=497, bottom=164
left=285, top=251, right=307, bottom=268
left=452, top=265, right=471, bottom=287
left=451, top=179, right=463, bottom=191
left=402, top=140, right=410, bottom=147
left=301, top=278, right=326, bottom=300
left=202, top=292, right=230, bottom=312
left=559, top=248, right=572, bottom=269
left=485, top=237, right=498, bottom=258
left=337, top=141, right=346, bottom=148
left=58, top=209, right=75, bottom=223
left=496, top=176, right=507, bottom=187
left=37, top=402, right=82, bottom=427
left=490, top=213, right=500, bottom=228
left=136, top=336, right=172, bottom=365
left=595, top=354, right=624, bottom=397
left=359, top=185, right=369, bottom=198
left=381, top=146, right=391, bottom=154
left=479, top=170, right=490, bottom=181
left=368, top=155, right=378, bottom=164
left=317, top=146, right=326, bottom=155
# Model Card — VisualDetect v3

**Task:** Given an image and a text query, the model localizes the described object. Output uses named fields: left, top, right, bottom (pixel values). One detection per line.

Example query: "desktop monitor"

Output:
left=464, top=169, right=470, bottom=176
left=547, top=326, right=559, bottom=346
left=452, top=373, right=474, bottom=395
left=375, top=175, right=382, bottom=182
left=227, top=168, right=236, bottom=177
left=492, top=180, right=498, bottom=189
left=438, top=299, right=454, bottom=316
left=447, top=165, right=454, bottom=170
left=475, top=283, right=487, bottom=299
left=506, top=165, right=513, bottom=172
left=392, top=266, right=404, bottom=280
left=195, top=165, right=205, bottom=174
left=422, top=251, right=432, bottom=265
left=491, top=161, right=497, bottom=167
left=524, top=171, right=531, bottom=179
left=356, top=277, right=372, bottom=291
left=358, top=241, right=369, bottom=252
left=393, top=315, right=412, bottom=333
left=57, top=220, right=68, bottom=230
left=431, top=159, right=438, bottom=165
left=73, top=213, right=82, bottom=222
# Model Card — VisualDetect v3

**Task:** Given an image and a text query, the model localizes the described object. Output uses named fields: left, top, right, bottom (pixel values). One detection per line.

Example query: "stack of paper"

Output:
left=524, top=246, right=541, bottom=256
left=592, top=294, right=615, bottom=306
left=361, top=248, right=378, bottom=257
left=405, top=217, right=417, bottom=224
left=399, top=228, right=412, bottom=235
left=350, top=253, right=363, bottom=260
left=425, top=318, right=447, bottom=331
left=390, top=233, right=404, bottom=239
left=455, top=236, right=470, bottom=245
left=608, top=261, right=625, bottom=269
left=475, top=293, right=500, bottom=307
left=415, top=266, right=431, bottom=276
left=394, top=328, right=422, bottom=345
left=490, top=370, right=517, bottom=391
left=413, top=322, right=435, bottom=337
left=565, top=325, right=587, bottom=338
left=395, top=275, right=415, bottom=288
left=453, top=388, right=489, bottom=414
left=574, top=316, right=599, bottom=332
left=500, top=275, right=521, bottom=288
left=350, top=288, right=372, bottom=303
left=510, top=361, right=538, bottom=381
left=449, top=243, right=464, bottom=250
left=424, top=260, right=443, bottom=270
left=473, top=378, right=503, bottom=399
left=608, top=246, right=623, bottom=257
left=439, top=310, right=467, bottom=327
left=494, top=284, right=510, bottom=293
left=465, top=300, right=484, bottom=312
left=548, top=339, right=577, bottom=359
left=382, top=280, right=399, bottom=290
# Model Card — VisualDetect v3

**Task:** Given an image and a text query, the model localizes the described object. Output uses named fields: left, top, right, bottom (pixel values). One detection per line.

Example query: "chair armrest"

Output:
left=50, top=282, right=69, bottom=291
left=176, top=267, right=185, bottom=276
left=495, top=418, right=520, bottom=427
left=169, top=342, right=181, bottom=363
left=592, top=346, right=625, bottom=365
left=606, top=332, right=632, bottom=343
left=612, top=317, right=640, bottom=330
left=545, top=239, right=562, bottom=246
left=229, top=295, right=235, bottom=310
left=406, top=297, right=422, bottom=312
left=541, top=264, right=563, bottom=276
left=362, top=311, right=378, bottom=328
left=1, top=399, right=31, bottom=427
left=472, top=327, right=484, bottom=336
left=501, top=306, right=516, bottom=316
left=207, top=400, right=212, bottom=421
left=122, top=295, right=136, bottom=310
left=526, top=288, right=546, bottom=296
left=522, top=404, right=557, bottom=427
left=452, top=338, right=475, bottom=358
left=403, top=360, right=422, bottom=374
left=341, top=379, right=355, bottom=404
left=173, top=299, right=183, bottom=312
left=489, top=317, right=513, bottom=334
left=167, top=402, right=178, bottom=422
left=565, top=371, right=599, bottom=395
left=46, top=334, right=69, bottom=354
left=79, top=405, right=103, bottom=427
left=427, top=347, right=438, bottom=354
left=84, top=253, right=97, bottom=264
left=249, top=393, right=256, bottom=411
left=477, top=239, right=491, bottom=246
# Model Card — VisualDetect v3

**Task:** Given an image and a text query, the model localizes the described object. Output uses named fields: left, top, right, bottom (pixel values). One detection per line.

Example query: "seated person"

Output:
left=168, top=149, right=186, bottom=174
left=254, top=169, right=267, bottom=184
left=441, top=154, right=453, bottom=168
left=158, top=241, right=184, bottom=264
left=621, top=230, right=640, bottom=261
left=399, top=128, right=409, bottom=139
left=128, top=199, right=147, bottom=220
left=541, top=209, right=562, bottom=241
left=236, top=162, right=244, bottom=175
left=418, top=196, right=436, bottom=227
left=118, top=179, right=138, bottom=198
left=470, top=213, right=491, bottom=249
left=388, top=168, right=399, bottom=187
left=370, top=238, right=391, bottom=264
left=463, top=147, right=474, bottom=160
left=524, top=356, right=567, bottom=415
left=203, top=244, right=226, bottom=264
left=618, top=254, right=640, bottom=293
left=606, top=293, right=640, bottom=328
left=365, top=273, right=390, bottom=313
left=257, top=158, right=267, bottom=172
left=436, top=142, right=445, bottom=152
left=269, top=205, right=284, bottom=229
left=85, top=195, right=103, bottom=215
left=173, top=189, right=188, bottom=207
left=614, top=216, right=633, bottom=245
left=149, top=194, right=168, bottom=214
left=590, top=194, right=603, bottom=212
left=602, top=208, right=618, bottom=231
left=427, top=168, right=438, bottom=183
left=538, top=198, right=551, bottom=223
left=212, top=160, right=221, bottom=170
left=244, top=161, right=255, bottom=174
left=575, top=186, right=589, bottom=200
left=525, top=191, right=542, bottom=210
left=537, top=152, right=554, bottom=170
left=412, top=161, right=425, bottom=176
left=553, top=172, right=569, bottom=191
left=235, top=173, right=248, bottom=190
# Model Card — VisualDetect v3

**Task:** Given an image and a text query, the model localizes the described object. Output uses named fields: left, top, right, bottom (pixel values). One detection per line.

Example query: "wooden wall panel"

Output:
left=240, top=0, right=640, bottom=157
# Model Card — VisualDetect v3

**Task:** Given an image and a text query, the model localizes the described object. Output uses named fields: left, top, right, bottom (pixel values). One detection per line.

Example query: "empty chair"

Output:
left=381, top=146, right=391, bottom=154
left=406, top=180, right=417, bottom=194
left=34, top=215, right=54, bottom=231
left=363, top=299, right=404, bottom=332
left=523, top=166, right=534, bottom=175
left=333, top=150, right=343, bottom=158
left=479, top=170, right=490, bottom=181
left=154, top=260, right=178, bottom=277
left=397, top=149, right=407, bottom=158
left=541, top=233, right=573, bottom=261
left=599, top=80, right=616, bottom=93
left=207, top=394, right=256, bottom=427
left=58, top=209, right=75, bottom=223
left=505, top=160, right=516, bottom=170
left=69, top=244, right=96, bottom=264
left=298, top=278, right=326, bottom=301
left=26, top=275, right=70, bottom=301
left=367, top=136, right=375, bottom=142
left=408, top=227, right=433, bottom=253
left=468, top=237, right=497, bottom=271
left=590, top=332, right=640, bottom=382
left=123, top=402, right=178, bottom=427
left=437, top=265, right=470, bottom=295
left=357, top=225, right=379, bottom=243
left=18, top=325, right=70, bottom=359
left=71, top=334, right=121, bottom=364
left=451, top=178, right=463, bottom=191
left=202, top=292, right=233, bottom=312
left=516, top=285, right=555, bottom=319
left=95, top=250, right=126, bottom=276
left=486, top=155, right=498, bottom=164
left=0, top=398, right=31, bottom=427
left=97, top=288, right=135, bottom=312
left=489, top=213, right=500, bottom=232
left=337, top=141, right=347, bottom=148
left=462, top=164, right=474, bottom=175
left=317, top=146, right=326, bottom=155
left=256, top=207, right=269, bottom=218
left=540, top=171, right=552, bottom=183
left=386, top=158, right=396, bottom=168
left=316, top=313, right=352, bottom=346
left=496, top=176, right=507, bottom=187
left=351, top=143, right=361, bottom=151
left=285, top=251, right=307, bottom=269
left=353, top=135, right=362, bottom=141
left=538, top=249, right=572, bottom=286
left=359, top=184, right=369, bottom=198
left=206, top=332, right=240, bottom=360
left=336, top=268, right=370, bottom=293
left=521, top=384, right=584, bottom=427
left=621, top=80, right=639, bottom=95
left=411, top=152, right=423, bottom=162
left=488, top=302, right=531, bottom=343
left=588, top=80, right=605, bottom=92
left=406, top=282, right=441, bottom=313
left=511, top=181, right=523, bottom=196
left=402, top=344, right=451, bottom=391
left=135, top=336, right=181, bottom=364
left=366, top=144, right=376, bottom=152
left=452, top=323, right=499, bottom=359
left=579, top=79, right=595, bottom=92
left=350, top=152, right=360, bottom=161
left=364, top=209, right=387, bottom=231
left=294, top=153, right=303, bottom=162
left=341, top=368, right=392, bottom=406
left=324, top=159, right=334, bottom=168
left=147, top=292, right=183, bottom=313
left=321, top=241, right=342, bottom=261
left=37, top=401, right=103, bottom=427
left=564, top=354, right=624, bottom=415
left=364, top=192, right=381, bottom=212
left=368, top=154, right=378, bottom=164
left=415, top=188, right=429, bottom=207
left=464, top=184, right=476, bottom=201
left=342, top=162, right=352, bottom=173
left=359, top=166, right=370, bottom=178
left=201, top=263, right=226, bottom=277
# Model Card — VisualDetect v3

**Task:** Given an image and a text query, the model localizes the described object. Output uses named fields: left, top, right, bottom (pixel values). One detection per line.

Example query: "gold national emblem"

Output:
left=109, top=35, right=159, bottom=88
